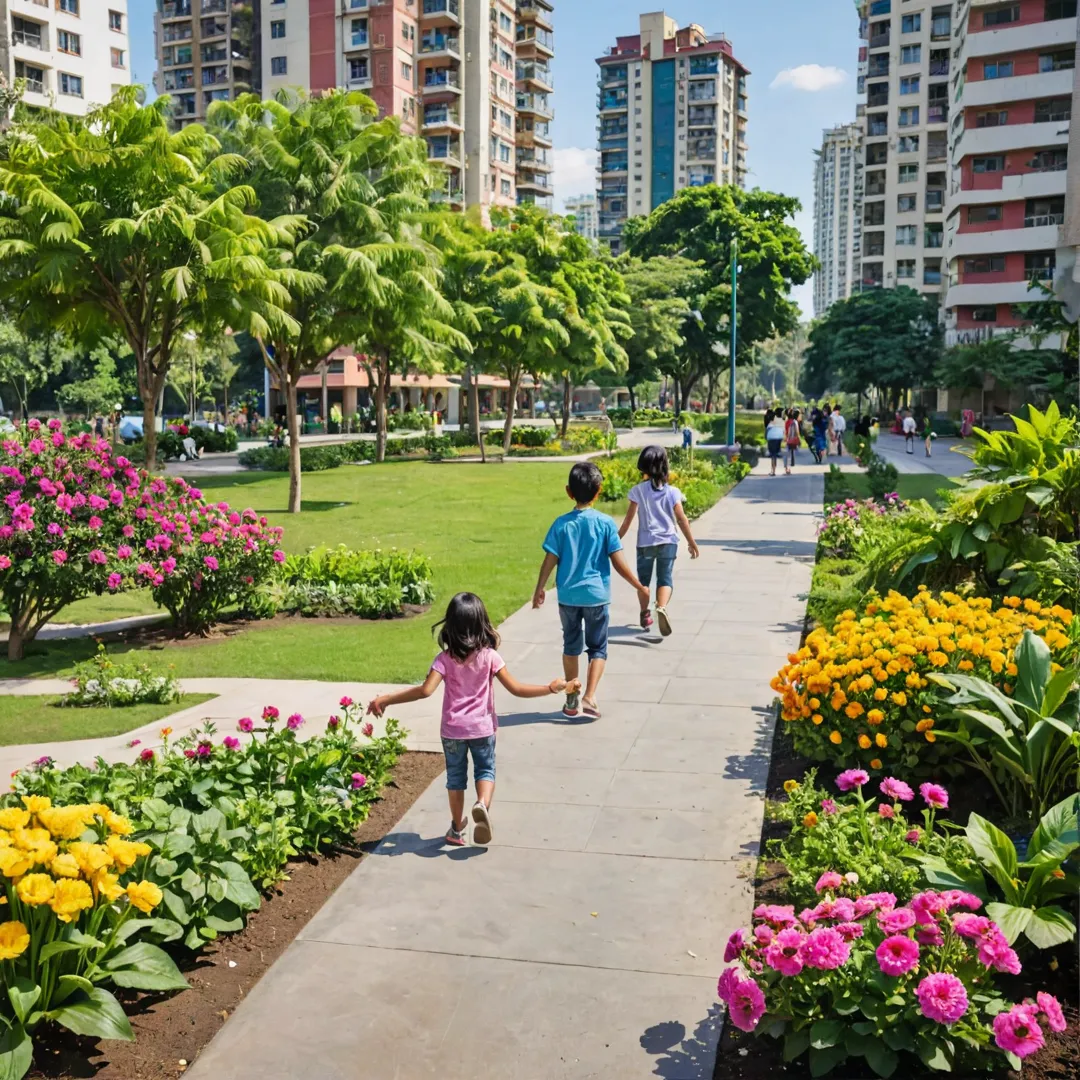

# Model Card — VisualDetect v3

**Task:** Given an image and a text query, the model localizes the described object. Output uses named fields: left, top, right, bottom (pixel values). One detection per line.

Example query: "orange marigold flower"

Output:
left=916, top=718, right=934, bottom=732
left=858, top=734, right=872, bottom=749
left=829, top=730, right=843, bottom=745
left=869, top=758, right=882, bottom=770
left=873, top=688, right=888, bottom=701
left=925, top=731, right=937, bottom=743
left=867, top=709, right=885, bottom=725
left=875, top=733, right=888, bottom=748
left=803, top=812, right=818, bottom=828
left=845, top=702, right=865, bottom=719
left=812, top=714, right=824, bottom=725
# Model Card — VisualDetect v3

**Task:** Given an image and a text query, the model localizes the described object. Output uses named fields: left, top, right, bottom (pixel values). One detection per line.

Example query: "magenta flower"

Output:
left=820, top=798, right=838, bottom=815
left=724, top=929, right=746, bottom=962
left=127, top=738, right=141, bottom=748
left=877, top=907, right=917, bottom=934
left=911, top=891, right=947, bottom=926
left=361, top=721, right=374, bottom=737
left=88, top=515, right=103, bottom=531
left=196, top=742, right=212, bottom=757
left=835, top=922, right=864, bottom=943
left=339, top=695, right=354, bottom=708
left=916, top=924, right=944, bottom=948
left=327, top=715, right=340, bottom=730
left=726, top=977, right=767, bottom=1032
left=222, top=736, right=240, bottom=751
left=815, top=871, right=843, bottom=894
left=262, top=706, right=279, bottom=722
left=835, top=768, right=869, bottom=792
left=953, top=914, right=992, bottom=941
left=272, top=549, right=286, bottom=563
left=139, top=748, right=155, bottom=763
left=87, top=549, right=107, bottom=566
left=286, top=713, right=304, bottom=731
left=978, top=934, right=1021, bottom=974
left=862, top=891, right=898, bottom=912
left=203, top=555, right=219, bottom=571
left=876, top=935, right=920, bottom=976
left=939, top=890, right=981, bottom=912
left=51, top=549, right=68, bottom=566
left=117, top=544, right=133, bottom=559
left=183, top=749, right=196, bottom=759
left=919, top=782, right=949, bottom=809
left=1037, top=992, right=1067, bottom=1034
left=350, top=772, right=367, bottom=789
left=993, top=1004, right=1045, bottom=1058
left=801, top=927, right=850, bottom=970
left=752, top=904, right=798, bottom=928
left=0, top=556, right=11, bottom=570
left=880, top=777, right=914, bottom=802
left=878, top=803, right=895, bottom=819
left=716, top=967, right=740, bottom=1004
left=905, top=828, right=921, bottom=844
left=237, top=717, right=254, bottom=733
left=763, top=928, right=804, bottom=976
left=917, top=972, right=969, bottom=1025
left=122, top=524, right=135, bottom=538
left=752, top=924, right=774, bottom=946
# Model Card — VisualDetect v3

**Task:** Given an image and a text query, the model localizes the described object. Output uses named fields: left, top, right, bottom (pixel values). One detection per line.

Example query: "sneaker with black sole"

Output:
left=471, top=801, right=492, bottom=846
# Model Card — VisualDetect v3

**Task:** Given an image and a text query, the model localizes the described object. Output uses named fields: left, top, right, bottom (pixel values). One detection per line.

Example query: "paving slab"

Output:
left=183, top=468, right=821, bottom=1080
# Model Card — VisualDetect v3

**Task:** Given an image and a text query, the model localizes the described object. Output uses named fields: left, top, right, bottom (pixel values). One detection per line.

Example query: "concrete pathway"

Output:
left=872, top=432, right=973, bottom=478
left=178, top=468, right=820, bottom=1080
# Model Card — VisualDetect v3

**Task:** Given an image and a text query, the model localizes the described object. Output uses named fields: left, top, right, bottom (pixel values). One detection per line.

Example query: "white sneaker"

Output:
left=471, top=801, right=493, bottom=845
left=655, top=606, right=672, bottom=637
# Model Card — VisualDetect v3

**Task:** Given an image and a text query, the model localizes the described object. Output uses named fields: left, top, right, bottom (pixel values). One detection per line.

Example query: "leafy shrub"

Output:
left=817, top=496, right=907, bottom=560
left=558, top=426, right=607, bottom=454
left=0, top=797, right=187, bottom=1080
left=772, top=769, right=972, bottom=909
left=607, top=407, right=633, bottom=427
left=772, top=590, right=1076, bottom=776
left=386, top=411, right=431, bottom=432
left=485, top=425, right=554, bottom=449
left=718, top=882, right=1066, bottom=1076
left=64, top=645, right=180, bottom=707
left=596, top=449, right=747, bottom=519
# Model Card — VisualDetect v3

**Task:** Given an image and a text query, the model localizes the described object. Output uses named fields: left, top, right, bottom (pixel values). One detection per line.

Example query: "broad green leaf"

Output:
left=219, top=860, right=262, bottom=909
left=917, top=1039, right=953, bottom=1072
left=161, top=887, right=189, bottom=924
left=783, top=1029, right=810, bottom=1063
left=39, top=940, right=83, bottom=963
left=106, top=943, right=188, bottom=992
left=809, top=1044, right=847, bottom=1077
left=882, top=1025, right=915, bottom=1053
left=966, top=815, right=1019, bottom=899
left=865, top=1038, right=899, bottom=1078
left=1030, top=793, right=1079, bottom=857
left=6, top=980, right=39, bottom=1026
left=810, top=1019, right=844, bottom=1049
left=48, top=988, right=134, bottom=1042
left=1041, top=669, right=1077, bottom=720
left=1014, top=630, right=1051, bottom=713
left=985, top=903, right=1032, bottom=945
left=52, top=974, right=94, bottom=1005
left=909, top=855, right=988, bottom=897
left=0, top=1025, right=31, bottom=1080
left=1023, top=905, right=1077, bottom=949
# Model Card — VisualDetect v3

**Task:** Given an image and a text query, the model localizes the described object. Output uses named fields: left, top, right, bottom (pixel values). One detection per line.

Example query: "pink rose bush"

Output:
left=718, top=882, right=1064, bottom=1075
left=0, top=422, right=283, bottom=656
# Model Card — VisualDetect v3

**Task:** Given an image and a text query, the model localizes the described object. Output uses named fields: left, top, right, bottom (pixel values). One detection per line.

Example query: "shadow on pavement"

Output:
left=368, top=831, right=490, bottom=860
left=640, top=1007, right=723, bottom=1079
left=697, top=538, right=818, bottom=561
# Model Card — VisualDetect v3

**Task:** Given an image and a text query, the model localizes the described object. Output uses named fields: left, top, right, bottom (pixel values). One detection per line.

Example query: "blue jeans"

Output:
left=637, top=543, right=677, bottom=591
left=558, top=603, right=609, bottom=661
left=442, top=735, right=496, bottom=791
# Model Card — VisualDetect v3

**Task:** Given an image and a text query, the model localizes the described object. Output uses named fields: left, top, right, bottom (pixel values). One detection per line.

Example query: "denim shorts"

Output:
left=767, top=438, right=782, bottom=460
left=442, top=735, right=496, bottom=790
left=637, top=543, right=677, bottom=590
left=558, top=603, right=609, bottom=661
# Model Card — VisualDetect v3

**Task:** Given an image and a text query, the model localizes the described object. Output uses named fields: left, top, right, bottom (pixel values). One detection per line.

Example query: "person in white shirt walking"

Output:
left=831, top=405, right=847, bottom=457
left=902, top=411, right=917, bottom=454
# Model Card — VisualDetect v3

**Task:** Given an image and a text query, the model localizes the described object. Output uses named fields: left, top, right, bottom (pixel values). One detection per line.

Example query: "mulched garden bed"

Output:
left=712, top=719, right=1079, bottom=1080
left=27, top=750, right=445, bottom=1080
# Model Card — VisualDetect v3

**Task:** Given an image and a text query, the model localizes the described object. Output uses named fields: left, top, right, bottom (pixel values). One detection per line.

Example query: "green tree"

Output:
left=0, top=320, right=71, bottom=418
left=168, top=332, right=240, bottom=422
left=0, top=88, right=292, bottom=468
left=1013, top=282, right=1079, bottom=412
left=802, top=287, right=941, bottom=408
left=55, top=344, right=128, bottom=419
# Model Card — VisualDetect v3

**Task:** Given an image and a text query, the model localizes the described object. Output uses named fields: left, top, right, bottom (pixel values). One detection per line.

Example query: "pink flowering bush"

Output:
left=718, top=885, right=1065, bottom=1075
left=0, top=421, right=284, bottom=656
left=817, top=494, right=907, bottom=559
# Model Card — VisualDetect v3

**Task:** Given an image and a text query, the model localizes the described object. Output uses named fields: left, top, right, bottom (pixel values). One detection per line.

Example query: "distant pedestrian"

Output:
left=682, top=425, right=693, bottom=450
left=367, top=592, right=578, bottom=848
left=903, top=411, right=917, bottom=454
left=832, top=405, right=847, bottom=457
left=922, top=416, right=935, bottom=458
left=810, top=408, right=827, bottom=464
left=766, top=411, right=786, bottom=477
left=784, top=409, right=801, bottom=475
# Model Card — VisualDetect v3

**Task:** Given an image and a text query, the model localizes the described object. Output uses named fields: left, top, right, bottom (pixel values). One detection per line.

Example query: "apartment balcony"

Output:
left=948, top=224, right=1062, bottom=260
left=162, top=24, right=194, bottom=42
left=600, top=66, right=628, bottom=86
left=518, top=63, right=554, bottom=91
left=965, top=16, right=1077, bottom=60
left=430, top=186, right=465, bottom=207
left=600, top=157, right=628, bottom=175
left=347, top=73, right=373, bottom=91
left=161, top=1, right=193, bottom=18
left=422, top=0, right=460, bottom=25
left=598, top=123, right=629, bottom=141
left=420, top=35, right=460, bottom=61
left=518, top=122, right=552, bottom=147
left=517, top=171, right=551, bottom=194
left=927, top=104, right=948, bottom=125
left=688, top=57, right=719, bottom=78
left=516, top=27, right=554, bottom=57
left=201, top=45, right=228, bottom=63
left=518, top=149, right=552, bottom=171
left=960, top=68, right=1073, bottom=110
left=688, top=85, right=717, bottom=103
left=517, top=92, right=553, bottom=119
left=929, top=60, right=949, bottom=77
left=423, top=107, right=462, bottom=132
left=925, top=189, right=945, bottom=213
left=422, top=69, right=462, bottom=95
left=201, top=0, right=227, bottom=13
left=517, top=0, right=553, bottom=31
left=598, top=93, right=628, bottom=112
left=868, top=31, right=890, bottom=50
left=687, top=139, right=716, bottom=161
left=427, top=136, right=462, bottom=168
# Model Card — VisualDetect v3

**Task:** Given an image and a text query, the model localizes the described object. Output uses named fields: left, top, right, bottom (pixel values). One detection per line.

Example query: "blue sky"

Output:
left=128, top=1, right=859, bottom=316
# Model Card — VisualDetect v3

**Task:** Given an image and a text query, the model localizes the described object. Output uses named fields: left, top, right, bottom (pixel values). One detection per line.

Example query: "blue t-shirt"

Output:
left=542, top=508, right=622, bottom=608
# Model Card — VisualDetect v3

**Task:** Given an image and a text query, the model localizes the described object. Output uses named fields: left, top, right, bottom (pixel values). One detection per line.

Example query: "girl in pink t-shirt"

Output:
left=367, top=592, right=578, bottom=847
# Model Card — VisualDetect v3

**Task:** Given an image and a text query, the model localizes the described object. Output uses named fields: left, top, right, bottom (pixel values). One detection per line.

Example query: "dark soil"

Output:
left=28, top=751, right=445, bottom=1080
left=712, top=719, right=1080, bottom=1080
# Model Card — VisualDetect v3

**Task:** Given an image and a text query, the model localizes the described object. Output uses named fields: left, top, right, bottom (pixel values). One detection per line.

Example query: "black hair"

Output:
left=764, top=408, right=774, bottom=424
left=568, top=461, right=603, bottom=504
left=637, top=444, right=669, bottom=491
left=433, top=592, right=499, bottom=662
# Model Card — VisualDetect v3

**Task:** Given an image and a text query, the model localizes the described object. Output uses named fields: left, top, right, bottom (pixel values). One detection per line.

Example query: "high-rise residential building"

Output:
left=564, top=193, right=599, bottom=239
left=515, top=0, right=554, bottom=210
left=595, top=12, right=748, bottom=254
left=813, top=123, right=865, bottom=316
left=154, top=0, right=258, bottom=126
left=858, top=0, right=952, bottom=296
left=3, top=0, right=131, bottom=116
left=943, top=0, right=1079, bottom=347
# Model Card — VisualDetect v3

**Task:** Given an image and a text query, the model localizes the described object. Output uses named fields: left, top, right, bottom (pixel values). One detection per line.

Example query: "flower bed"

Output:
left=63, top=646, right=181, bottom=707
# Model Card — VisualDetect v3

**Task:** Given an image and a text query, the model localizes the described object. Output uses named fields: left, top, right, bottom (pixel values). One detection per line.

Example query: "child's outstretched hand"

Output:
left=548, top=677, right=581, bottom=695
left=366, top=696, right=387, bottom=717
left=688, top=541, right=700, bottom=559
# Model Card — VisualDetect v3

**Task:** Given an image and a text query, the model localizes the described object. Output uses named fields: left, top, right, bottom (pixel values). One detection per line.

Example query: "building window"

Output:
left=1040, top=50, right=1075, bottom=72
left=896, top=225, right=917, bottom=245
left=983, top=3, right=1020, bottom=25
left=499, top=143, right=511, bottom=162
left=1026, top=196, right=1066, bottom=226
left=501, top=178, right=512, bottom=195
left=1025, top=252, right=1056, bottom=279
left=1034, top=98, right=1071, bottom=123
left=897, top=135, right=919, bottom=154
left=1031, top=148, right=1068, bottom=171
left=1045, top=0, right=1077, bottom=18
left=108, top=9, right=122, bottom=31
left=971, top=306, right=998, bottom=322
left=57, top=29, right=80, bottom=55
left=900, top=75, right=920, bottom=95
left=270, top=56, right=287, bottom=75
left=58, top=72, right=83, bottom=97
left=110, top=48, right=125, bottom=68
left=898, top=194, right=917, bottom=212
left=899, top=163, right=919, bottom=183
left=58, top=0, right=78, bottom=13
left=499, top=12, right=512, bottom=31
left=964, top=256, right=1006, bottom=273
left=973, top=155, right=1005, bottom=173
left=983, top=60, right=1014, bottom=79
left=896, top=259, right=916, bottom=279
left=271, top=20, right=285, bottom=38
left=401, top=62, right=413, bottom=82
left=976, top=110, right=1008, bottom=127
left=968, top=204, right=1003, bottom=223
left=900, top=45, right=921, bottom=65
left=349, top=58, right=368, bottom=81
left=901, top=13, right=921, bottom=31
left=898, top=107, right=919, bottom=127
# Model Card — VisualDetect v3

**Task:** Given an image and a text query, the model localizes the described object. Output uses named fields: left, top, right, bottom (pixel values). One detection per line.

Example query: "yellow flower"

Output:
left=829, top=730, right=843, bottom=745
left=1023, top=598, right=1042, bottom=613
left=867, top=709, right=884, bottom=726
left=845, top=702, right=865, bottom=719
left=808, top=698, right=820, bottom=710
left=916, top=718, right=934, bottom=733
left=49, top=879, right=94, bottom=923
left=105, top=812, right=133, bottom=837
left=0, top=808, right=29, bottom=831
left=1003, top=596, right=1022, bottom=608
left=812, top=713, right=824, bottom=725
left=106, top=835, right=151, bottom=872
left=16, top=873, right=55, bottom=907
left=0, top=920, right=29, bottom=960
left=875, top=733, right=888, bottom=748
left=958, top=659, right=974, bottom=671
left=802, top=812, right=818, bottom=828
left=67, top=842, right=113, bottom=876
left=51, top=852, right=81, bottom=878
left=20, top=795, right=51, bottom=816
left=923, top=705, right=932, bottom=714
left=0, top=846, right=33, bottom=878
left=38, top=805, right=94, bottom=841
left=91, top=869, right=125, bottom=903
left=925, top=731, right=937, bottom=743
left=126, top=881, right=163, bottom=914
left=783, top=780, right=799, bottom=794
left=873, top=688, right=888, bottom=701
left=890, top=691, right=907, bottom=706
left=869, top=758, right=883, bottom=770
left=160, top=726, right=173, bottom=738
left=858, top=734, right=872, bottom=749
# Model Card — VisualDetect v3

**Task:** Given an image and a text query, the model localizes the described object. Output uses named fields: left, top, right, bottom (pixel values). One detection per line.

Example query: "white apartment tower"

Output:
left=564, top=193, right=599, bottom=240
left=858, top=0, right=953, bottom=297
left=596, top=11, right=749, bottom=253
left=813, top=122, right=864, bottom=316
left=3, top=0, right=130, bottom=116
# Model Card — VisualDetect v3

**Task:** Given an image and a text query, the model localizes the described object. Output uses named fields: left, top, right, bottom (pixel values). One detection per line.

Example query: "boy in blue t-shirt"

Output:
left=533, top=462, right=651, bottom=720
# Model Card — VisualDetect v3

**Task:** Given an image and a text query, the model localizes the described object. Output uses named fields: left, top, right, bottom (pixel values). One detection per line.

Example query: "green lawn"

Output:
left=7, top=462, right=633, bottom=684
left=0, top=693, right=216, bottom=746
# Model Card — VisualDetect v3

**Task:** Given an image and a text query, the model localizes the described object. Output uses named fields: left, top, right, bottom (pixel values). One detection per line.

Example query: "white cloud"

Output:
left=770, top=64, right=848, bottom=93
left=553, top=147, right=598, bottom=211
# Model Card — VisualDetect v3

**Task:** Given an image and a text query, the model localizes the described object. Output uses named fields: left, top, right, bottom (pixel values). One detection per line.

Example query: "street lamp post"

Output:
left=726, top=236, right=738, bottom=446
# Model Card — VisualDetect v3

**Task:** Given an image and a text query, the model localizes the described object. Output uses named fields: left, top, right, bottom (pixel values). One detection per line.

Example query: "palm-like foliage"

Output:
left=0, top=88, right=292, bottom=466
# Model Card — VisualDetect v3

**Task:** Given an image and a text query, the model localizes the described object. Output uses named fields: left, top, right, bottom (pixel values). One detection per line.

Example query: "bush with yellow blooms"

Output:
left=0, top=796, right=186, bottom=1080
left=771, top=589, right=1075, bottom=775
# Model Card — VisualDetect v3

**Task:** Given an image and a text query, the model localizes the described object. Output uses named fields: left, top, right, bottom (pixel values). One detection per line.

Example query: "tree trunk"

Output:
left=628, top=384, right=637, bottom=412
left=705, top=371, right=716, bottom=413
left=467, top=366, right=486, bottom=463
left=375, top=359, right=390, bottom=463
left=320, top=362, right=328, bottom=428
left=7, top=611, right=28, bottom=662
left=141, top=391, right=159, bottom=472
left=561, top=377, right=571, bottom=438
left=502, top=368, right=520, bottom=455
left=285, top=376, right=302, bottom=514
left=680, top=373, right=699, bottom=415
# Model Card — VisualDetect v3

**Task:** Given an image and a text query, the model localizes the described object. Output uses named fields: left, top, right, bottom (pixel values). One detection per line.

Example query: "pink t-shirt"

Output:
left=431, top=648, right=505, bottom=740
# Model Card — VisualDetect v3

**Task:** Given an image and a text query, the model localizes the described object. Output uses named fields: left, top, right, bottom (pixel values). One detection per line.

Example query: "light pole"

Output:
left=726, top=236, right=738, bottom=446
